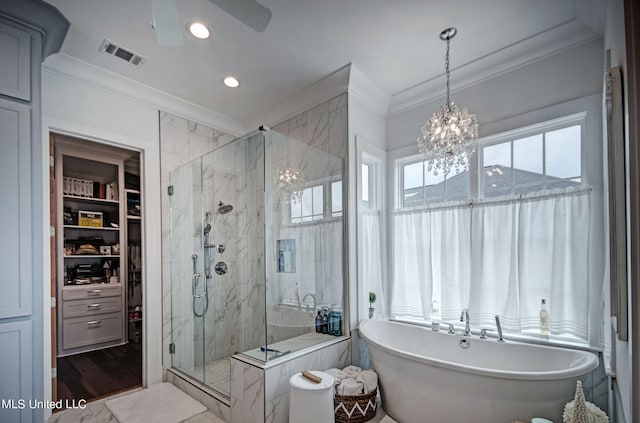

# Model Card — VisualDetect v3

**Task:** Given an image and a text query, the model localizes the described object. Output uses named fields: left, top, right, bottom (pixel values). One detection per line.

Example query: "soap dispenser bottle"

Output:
left=315, top=310, right=322, bottom=333
left=321, top=308, right=329, bottom=334
left=540, top=298, right=550, bottom=339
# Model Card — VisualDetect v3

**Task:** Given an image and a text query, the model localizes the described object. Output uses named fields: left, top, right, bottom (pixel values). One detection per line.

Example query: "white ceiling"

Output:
left=44, top=0, right=604, bottom=124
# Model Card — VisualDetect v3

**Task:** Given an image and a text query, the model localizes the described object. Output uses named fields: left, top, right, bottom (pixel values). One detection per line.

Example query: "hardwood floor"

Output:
left=56, top=342, right=142, bottom=405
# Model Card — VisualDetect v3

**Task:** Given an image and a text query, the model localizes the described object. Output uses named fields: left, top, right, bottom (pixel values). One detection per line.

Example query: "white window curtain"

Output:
left=295, top=220, right=343, bottom=307
left=391, top=187, right=591, bottom=340
left=390, top=202, right=471, bottom=320
left=361, top=211, right=386, bottom=319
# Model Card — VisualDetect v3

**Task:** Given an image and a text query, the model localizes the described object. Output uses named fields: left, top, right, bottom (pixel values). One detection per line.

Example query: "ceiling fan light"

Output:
left=223, top=76, right=240, bottom=88
left=188, top=22, right=210, bottom=39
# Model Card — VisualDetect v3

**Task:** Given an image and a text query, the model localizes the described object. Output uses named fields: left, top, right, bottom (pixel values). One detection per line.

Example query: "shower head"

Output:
left=203, top=223, right=212, bottom=236
left=217, top=201, right=233, bottom=214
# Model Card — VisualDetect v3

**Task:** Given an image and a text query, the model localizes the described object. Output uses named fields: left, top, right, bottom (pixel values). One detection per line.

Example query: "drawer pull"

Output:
left=87, top=304, right=102, bottom=309
left=87, top=320, right=101, bottom=326
left=87, top=289, right=102, bottom=296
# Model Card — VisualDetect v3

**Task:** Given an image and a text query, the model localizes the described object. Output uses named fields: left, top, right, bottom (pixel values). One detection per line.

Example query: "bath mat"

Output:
left=105, top=382, right=207, bottom=423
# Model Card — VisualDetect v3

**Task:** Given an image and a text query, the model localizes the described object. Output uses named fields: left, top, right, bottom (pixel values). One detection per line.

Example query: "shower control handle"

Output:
left=214, top=262, right=228, bottom=275
left=204, top=243, right=225, bottom=254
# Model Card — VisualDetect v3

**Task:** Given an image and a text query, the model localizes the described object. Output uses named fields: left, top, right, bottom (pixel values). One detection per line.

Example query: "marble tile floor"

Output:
left=179, top=357, right=231, bottom=398
left=48, top=376, right=390, bottom=423
left=47, top=388, right=226, bottom=423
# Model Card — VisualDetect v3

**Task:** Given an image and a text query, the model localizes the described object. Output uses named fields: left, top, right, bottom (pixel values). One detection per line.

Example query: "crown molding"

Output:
left=348, top=64, right=390, bottom=117
left=42, top=53, right=246, bottom=136
left=388, top=19, right=602, bottom=116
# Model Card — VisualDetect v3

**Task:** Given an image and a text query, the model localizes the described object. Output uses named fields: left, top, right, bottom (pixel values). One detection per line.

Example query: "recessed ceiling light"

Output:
left=188, top=22, right=210, bottom=39
left=223, top=76, right=240, bottom=88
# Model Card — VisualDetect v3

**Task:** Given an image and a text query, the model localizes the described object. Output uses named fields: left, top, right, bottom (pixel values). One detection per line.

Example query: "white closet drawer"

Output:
left=62, top=312, right=122, bottom=350
left=62, top=297, right=122, bottom=318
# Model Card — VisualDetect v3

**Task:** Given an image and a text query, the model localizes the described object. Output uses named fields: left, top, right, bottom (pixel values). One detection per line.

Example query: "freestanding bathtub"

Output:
left=359, top=319, right=599, bottom=423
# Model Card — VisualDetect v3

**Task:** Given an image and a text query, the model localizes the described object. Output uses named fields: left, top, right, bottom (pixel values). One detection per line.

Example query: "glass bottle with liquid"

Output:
left=540, top=298, right=550, bottom=339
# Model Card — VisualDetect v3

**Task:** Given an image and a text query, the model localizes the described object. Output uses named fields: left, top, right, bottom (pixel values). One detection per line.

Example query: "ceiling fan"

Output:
left=150, top=0, right=272, bottom=46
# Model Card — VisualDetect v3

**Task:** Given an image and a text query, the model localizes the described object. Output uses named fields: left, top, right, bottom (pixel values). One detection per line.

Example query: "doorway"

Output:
left=50, top=133, right=144, bottom=407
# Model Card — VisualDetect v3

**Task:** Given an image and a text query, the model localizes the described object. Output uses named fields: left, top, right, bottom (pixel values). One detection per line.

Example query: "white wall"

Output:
left=39, top=52, right=247, bottom=415
left=40, top=55, right=184, bottom=418
left=386, top=38, right=604, bottom=151
left=347, top=66, right=389, bottom=328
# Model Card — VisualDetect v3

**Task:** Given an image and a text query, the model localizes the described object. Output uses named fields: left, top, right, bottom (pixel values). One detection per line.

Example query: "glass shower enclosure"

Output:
left=169, top=128, right=345, bottom=398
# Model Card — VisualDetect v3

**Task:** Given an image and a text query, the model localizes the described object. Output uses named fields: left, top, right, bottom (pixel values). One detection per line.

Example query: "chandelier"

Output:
left=273, top=167, right=305, bottom=203
left=418, top=27, right=478, bottom=176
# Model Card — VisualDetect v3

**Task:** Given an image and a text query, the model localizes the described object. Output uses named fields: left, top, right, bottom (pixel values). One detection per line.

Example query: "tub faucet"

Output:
left=460, top=308, right=471, bottom=336
left=495, top=314, right=505, bottom=342
left=302, top=293, right=316, bottom=311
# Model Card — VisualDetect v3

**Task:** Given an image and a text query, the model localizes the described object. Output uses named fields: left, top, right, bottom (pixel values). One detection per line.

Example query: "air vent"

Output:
left=99, top=39, right=146, bottom=66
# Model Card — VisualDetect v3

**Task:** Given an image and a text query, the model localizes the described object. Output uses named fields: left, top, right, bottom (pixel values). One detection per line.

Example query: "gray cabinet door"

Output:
left=0, top=20, right=30, bottom=101
left=0, top=98, right=31, bottom=318
left=0, top=320, right=33, bottom=423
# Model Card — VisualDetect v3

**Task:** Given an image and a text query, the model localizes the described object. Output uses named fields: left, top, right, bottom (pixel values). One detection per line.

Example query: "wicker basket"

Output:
left=334, top=387, right=377, bottom=423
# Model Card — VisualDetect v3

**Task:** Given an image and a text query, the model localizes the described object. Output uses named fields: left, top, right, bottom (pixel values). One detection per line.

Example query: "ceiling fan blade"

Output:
left=150, top=0, right=183, bottom=46
left=208, top=0, right=272, bottom=32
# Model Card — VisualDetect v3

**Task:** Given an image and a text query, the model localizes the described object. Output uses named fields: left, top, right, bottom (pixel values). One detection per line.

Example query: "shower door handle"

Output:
left=192, top=273, right=207, bottom=299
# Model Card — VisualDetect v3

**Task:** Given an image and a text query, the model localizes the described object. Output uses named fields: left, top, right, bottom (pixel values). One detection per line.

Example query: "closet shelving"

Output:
left=55, top=138, right=142, bottom=356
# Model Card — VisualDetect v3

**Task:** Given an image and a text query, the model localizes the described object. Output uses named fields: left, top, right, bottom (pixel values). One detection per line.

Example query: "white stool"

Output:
left=289, top=371, right=334, bottom=423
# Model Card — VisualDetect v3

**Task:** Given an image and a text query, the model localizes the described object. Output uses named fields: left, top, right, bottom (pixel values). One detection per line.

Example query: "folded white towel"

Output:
left=342, top=365, right=362, bottom=379
left=325, top=368, right=347, bottom=386
left=337, top=378, right=364, bottom=396
left=356, top=369, right=378, bottom=394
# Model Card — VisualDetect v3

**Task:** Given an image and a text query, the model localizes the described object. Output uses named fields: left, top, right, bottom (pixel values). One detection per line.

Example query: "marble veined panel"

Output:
left=160, top=112, right=189, bottom=156
left=305, top=101, right=329, bottom=151
left=230, top=358, right=264, bottom=423
left=263, top=338, right=351, bottom=423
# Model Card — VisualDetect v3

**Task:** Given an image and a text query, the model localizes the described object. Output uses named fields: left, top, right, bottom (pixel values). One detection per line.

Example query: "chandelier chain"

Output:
left=445, top=36, right=450, bottom=110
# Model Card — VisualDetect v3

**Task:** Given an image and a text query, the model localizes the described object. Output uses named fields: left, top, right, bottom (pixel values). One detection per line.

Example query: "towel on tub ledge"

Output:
left=342, top=365, right=362, bottom=379
left=356, top=369, right=378, bottom=394
left=325, top=368, right=347, bottom=385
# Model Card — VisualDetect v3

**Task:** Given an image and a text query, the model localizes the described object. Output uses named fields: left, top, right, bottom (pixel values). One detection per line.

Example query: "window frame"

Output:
left=289, top=175, right=343, bottom=224
left=477, top=112, right=587, bottom=199
left=395, top=112, right=587, bottom=209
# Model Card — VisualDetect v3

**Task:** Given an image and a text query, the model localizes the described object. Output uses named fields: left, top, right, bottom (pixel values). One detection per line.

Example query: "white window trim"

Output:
left=288, top=174, right=343, bottom=225
left=476, top=112, right=587, bottom=199
left=362, top=153, right=382, bottom=210
left=395, top=112, right=588, bottom=209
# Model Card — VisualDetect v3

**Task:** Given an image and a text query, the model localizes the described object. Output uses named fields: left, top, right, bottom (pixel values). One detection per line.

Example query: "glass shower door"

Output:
left=169, top=158, right=206, bottom=384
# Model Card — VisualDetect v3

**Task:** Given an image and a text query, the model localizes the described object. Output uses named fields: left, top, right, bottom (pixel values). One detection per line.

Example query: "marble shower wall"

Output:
left=161, top=113, right=267, bottom=374
left=160, top=112, right=236, bottom=371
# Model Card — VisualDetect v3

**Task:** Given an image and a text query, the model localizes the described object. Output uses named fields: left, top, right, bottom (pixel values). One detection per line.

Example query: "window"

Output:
left=400, top=159, right=468, bottom=207
left=331, top=180, right=343, bottom=217
left=391, top=114, right=598, bottom=344
left=290, top=185, right=323, bottom=223
left=482, top=125, right=582, bottom=197
left=399, top=120, right=584, bottom=206
left=290, top=178, right=342, bottom=223
left=362, top=163, right=370, bottom=209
